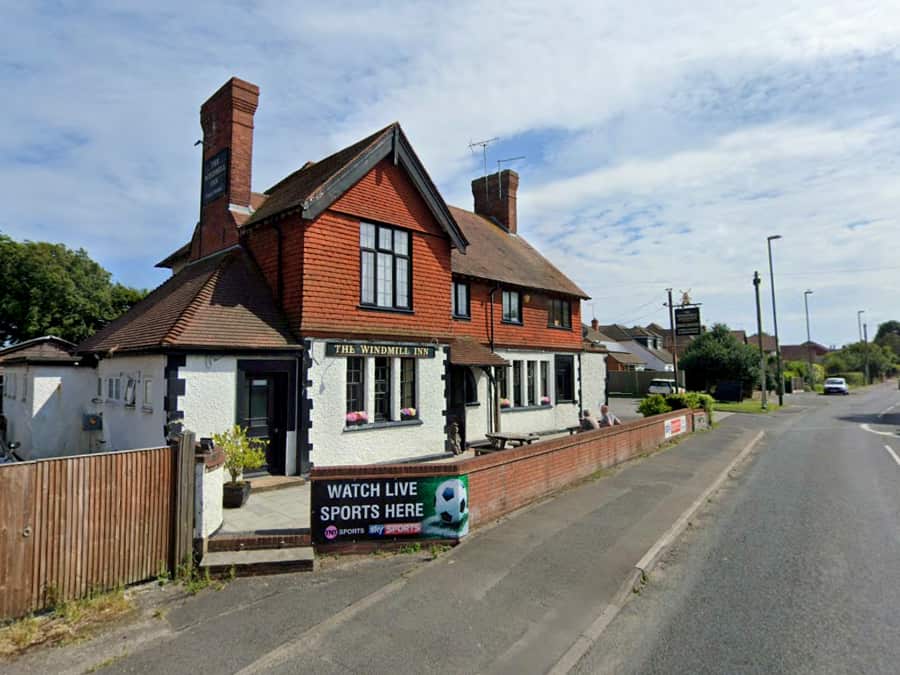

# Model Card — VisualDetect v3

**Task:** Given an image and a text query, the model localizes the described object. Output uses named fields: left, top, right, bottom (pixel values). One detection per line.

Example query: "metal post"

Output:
left=753, top=272, right=767, bottom=409
left=804, top=290, right=814, bottom=390
left=857, top=310, right=864, bottom=343
left=667, top=288, right=679, bottom=391
left=767, top=235, right=784, bottom=405
left=863, top=323, right=870, bottom=385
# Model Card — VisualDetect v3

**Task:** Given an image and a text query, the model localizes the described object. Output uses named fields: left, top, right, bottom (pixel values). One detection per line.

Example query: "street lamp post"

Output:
left=767, top=235, right=784, bottom=405
left=804, top=290, right=814, bottom=390
left=857, top=310, right=864, bottom=343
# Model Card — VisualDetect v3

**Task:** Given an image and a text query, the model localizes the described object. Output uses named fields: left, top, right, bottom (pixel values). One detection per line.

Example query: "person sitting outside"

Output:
left=580, top=409, right=600, bottom=431
left=598, top=404, right=622, bottom=427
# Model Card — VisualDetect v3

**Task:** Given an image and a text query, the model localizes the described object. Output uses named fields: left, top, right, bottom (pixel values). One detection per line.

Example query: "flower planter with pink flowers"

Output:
left=500, top=398, right=512, bottom=409
left=345, top=411, right=368, bottom=427
left=400, top=407, right=417, bottom=421
left=540, top=396, right=551, bottom=406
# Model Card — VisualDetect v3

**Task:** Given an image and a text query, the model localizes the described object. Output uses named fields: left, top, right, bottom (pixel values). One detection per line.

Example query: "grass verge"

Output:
left=0, top=588, right=134, bottom=658
left=713, top=400, right=781, bottom=414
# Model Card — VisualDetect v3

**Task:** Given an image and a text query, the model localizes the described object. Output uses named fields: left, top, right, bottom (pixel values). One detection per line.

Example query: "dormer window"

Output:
left=360, top=222, right=411, bottom=311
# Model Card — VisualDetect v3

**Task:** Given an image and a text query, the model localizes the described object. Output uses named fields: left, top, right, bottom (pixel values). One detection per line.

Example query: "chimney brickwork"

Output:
left=193, top=77, right=260, bottom=260
left=471, top=169, right=518, bottom=233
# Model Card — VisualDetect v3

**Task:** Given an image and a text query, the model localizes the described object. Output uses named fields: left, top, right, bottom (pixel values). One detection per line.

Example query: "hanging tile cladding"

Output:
left=245, top=220, right=304, bottom=336
left=300, top=159, right=454, bottom=338
left=451, top=278, right=583, bottom=350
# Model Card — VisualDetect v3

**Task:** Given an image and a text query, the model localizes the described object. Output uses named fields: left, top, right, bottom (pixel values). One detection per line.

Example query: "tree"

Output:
left=0, top=234, right=147, bottom=345
left=824, top=341, right=896, bottom=379
left=874, top=320, right=900, bottom=359
left=680, top=323, right=760, bottom=395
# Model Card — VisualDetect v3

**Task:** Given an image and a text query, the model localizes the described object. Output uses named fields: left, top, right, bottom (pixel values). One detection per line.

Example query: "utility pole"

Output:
left=753, top=272, right=767, bottom=409
left=666, top=288, right=679, bottom=390
left=767, top=235, right=784, bottom=405
left=857, top=310, right=864, bottom=343
left=863, top=322, right=871, bottom=385
left=804, top=290, right=814, bottom=390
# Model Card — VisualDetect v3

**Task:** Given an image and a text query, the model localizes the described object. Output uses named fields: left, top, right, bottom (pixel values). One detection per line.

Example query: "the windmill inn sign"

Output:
left=325, top=342, right=436, bottom=358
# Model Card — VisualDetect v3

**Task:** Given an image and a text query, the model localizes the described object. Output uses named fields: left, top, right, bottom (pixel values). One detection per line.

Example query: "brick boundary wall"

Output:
left=310, top=409, right=707, bottom=549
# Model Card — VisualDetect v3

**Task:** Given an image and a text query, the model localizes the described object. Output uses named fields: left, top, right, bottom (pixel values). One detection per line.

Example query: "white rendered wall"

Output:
left=581, top=351, right=608, bottom=416
left=495, top=349, right=581, bottom=435
left=307, top=339, right=449, bottom=466
left=464, top=368, right=491, bottom=444
left=181, top=355, right=238, bottom=441
left=98, top=355, right=167, bottom=451
left=194, top=462, right=224, bottom=539
left=2, top=365, right=33, bottom=455
left=30, top=365, right=96, bottom=459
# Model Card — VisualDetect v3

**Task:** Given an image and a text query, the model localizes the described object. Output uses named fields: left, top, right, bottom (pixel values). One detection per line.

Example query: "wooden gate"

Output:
left=0, top=435, right=195, bottom=620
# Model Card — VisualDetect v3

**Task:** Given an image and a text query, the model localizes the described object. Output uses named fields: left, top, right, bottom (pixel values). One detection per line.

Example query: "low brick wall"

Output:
left=311, top=409, right=703, bottom=541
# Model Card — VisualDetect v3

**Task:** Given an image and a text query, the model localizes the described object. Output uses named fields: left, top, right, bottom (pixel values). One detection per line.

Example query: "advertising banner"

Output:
left=664, top=415, right=688, bottom=439
left=312, top=475, right=470, bottom=543
left=675, top=307, right=701, bottom=336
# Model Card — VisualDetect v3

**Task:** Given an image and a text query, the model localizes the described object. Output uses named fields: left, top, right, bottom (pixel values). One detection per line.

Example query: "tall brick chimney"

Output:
left=591, top=318, right=599, bottom=331
left=472, top=169, right=518, bottom=233
left=193, top=77, right=260, bottom=260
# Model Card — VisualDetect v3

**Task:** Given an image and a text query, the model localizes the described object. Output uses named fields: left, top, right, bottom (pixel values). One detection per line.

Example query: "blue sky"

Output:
left=2, top=1, right=899, bottom=346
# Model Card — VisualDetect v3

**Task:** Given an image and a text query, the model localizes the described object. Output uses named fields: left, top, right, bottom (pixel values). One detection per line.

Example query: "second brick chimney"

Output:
left=193, top=77, right=260, bottom=260
left=591, top=318, right=599, bottom=332
left=472, top=169, right=518, bottom=233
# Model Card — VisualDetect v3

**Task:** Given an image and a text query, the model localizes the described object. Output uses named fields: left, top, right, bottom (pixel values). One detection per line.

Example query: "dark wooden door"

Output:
left=448, top=365, right=468, bottom=451
left=241, top=373, right=287, bottom=475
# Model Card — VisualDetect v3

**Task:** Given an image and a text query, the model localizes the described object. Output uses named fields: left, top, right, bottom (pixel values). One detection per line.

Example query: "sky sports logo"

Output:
left=368, top=523, right=421, bottom=536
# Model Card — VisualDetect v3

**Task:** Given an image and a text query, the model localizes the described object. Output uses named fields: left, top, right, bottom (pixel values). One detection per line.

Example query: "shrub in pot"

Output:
left=214, top=425, right=267, bottom=508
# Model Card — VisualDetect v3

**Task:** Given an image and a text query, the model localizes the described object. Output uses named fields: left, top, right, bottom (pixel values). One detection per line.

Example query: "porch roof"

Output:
left=448, top=338, right=509, bottom=367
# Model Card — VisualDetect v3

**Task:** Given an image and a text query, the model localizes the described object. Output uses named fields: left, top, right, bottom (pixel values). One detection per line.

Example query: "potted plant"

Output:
left=215, top=425, right=267, bottom=508
left=540, top=396, right=551, bottom=406
left=500, top=398, right=511, bottom=409
left=400, top=407, right=417, bottom=420
left=345, top=410, right=368, bottom=427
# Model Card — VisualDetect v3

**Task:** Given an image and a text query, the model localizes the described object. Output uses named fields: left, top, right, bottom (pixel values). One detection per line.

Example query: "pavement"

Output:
left=574, top=382, right=900, bottom=674
left=220, top=484, right=310, bottom=533
left=4, top=404, right=777, bottom=675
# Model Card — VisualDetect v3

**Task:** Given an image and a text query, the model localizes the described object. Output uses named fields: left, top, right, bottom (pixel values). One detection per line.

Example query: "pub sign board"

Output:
left=675, top=307, right=701, bottom=336
left=325, top=342, right=436, bottom=358
left=312, top=475, right=470, bottom=543
left=201, top=149, right=229, bottom=204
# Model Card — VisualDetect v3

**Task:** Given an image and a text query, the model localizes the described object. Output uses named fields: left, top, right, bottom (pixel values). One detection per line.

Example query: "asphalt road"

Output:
left=576, top=382, right=900, bottom=674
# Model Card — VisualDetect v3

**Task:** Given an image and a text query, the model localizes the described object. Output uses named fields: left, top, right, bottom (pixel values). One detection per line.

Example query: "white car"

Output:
left=823, top=377, right=849, bottom=395
left=648, top=379, right=683, bottom=395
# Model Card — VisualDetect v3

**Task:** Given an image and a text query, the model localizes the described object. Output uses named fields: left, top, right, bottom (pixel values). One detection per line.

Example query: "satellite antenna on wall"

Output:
left=496, top=156, right=526, bottom=197
left=468, top=137, right=498, bottom=201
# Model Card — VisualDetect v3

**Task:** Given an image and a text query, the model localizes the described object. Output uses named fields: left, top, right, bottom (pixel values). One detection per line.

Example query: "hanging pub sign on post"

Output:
left=675, top=306, right=701, bottom=336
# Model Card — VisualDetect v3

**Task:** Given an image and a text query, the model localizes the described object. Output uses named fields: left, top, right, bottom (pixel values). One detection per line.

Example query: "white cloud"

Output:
left=1, top=1, right=899, bottom=344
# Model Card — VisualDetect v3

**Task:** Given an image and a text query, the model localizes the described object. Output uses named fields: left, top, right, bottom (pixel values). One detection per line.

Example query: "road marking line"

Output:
left=860, top=423, right=899, bottom=437
left=877, top=402, right=898, bottom=418
left=885, top=445, right=900, bottom=467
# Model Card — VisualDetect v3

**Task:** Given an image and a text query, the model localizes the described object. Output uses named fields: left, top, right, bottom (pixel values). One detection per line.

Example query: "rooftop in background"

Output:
left=0, top=336, right=79, bottom=366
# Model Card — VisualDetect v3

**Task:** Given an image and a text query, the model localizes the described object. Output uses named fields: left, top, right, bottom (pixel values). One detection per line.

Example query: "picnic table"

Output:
left=477, top=432, right=540, bottom=455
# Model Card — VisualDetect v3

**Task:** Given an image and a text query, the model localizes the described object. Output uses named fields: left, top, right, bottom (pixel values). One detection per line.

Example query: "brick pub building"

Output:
left=74, top=77, right=604, bottom=474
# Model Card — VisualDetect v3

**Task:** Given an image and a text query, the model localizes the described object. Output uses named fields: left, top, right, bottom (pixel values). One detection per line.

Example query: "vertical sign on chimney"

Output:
left=202, top=148, right=230, bottom=205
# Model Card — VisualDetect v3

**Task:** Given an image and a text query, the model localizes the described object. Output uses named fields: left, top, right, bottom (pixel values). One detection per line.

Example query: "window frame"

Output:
left=400, top=357, right=417, bottom=417
left=512, top=361, right=523, bottom=407
left=359, top=222, right=413, bottom=312
left=527, top=361, right=536, bottom=406
left=346, top=356, right=365, bottom=418
left=452, top=280, right=470, bottom=319
left=554, top=355, right=575, bottom=404
left=501, top=290, right=522, bottom=325
left=498, top=365, right=509, bottom=401
left=547, top=298, right=572, bottom=330
left=373, top=357, right=392, bottom=422
left=540, top=361, right=550, bottom=403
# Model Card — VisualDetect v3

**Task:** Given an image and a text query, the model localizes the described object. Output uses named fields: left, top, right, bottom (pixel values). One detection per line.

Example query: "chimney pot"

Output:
left=472, top=169, right=518, bottom=233
left=591, top=318, right=599, bottom=331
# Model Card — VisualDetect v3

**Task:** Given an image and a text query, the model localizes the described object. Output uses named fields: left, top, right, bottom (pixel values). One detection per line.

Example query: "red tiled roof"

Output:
left=448, top=338, right=508, bottom=367
left=78, top=248, right=298, bottom=354
left=244, top=124, right=395, bottom=227
left=449, top=206, right=588, bottom=298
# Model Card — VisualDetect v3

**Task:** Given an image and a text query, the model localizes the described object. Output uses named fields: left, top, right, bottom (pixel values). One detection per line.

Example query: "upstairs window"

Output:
left=360, top=223, right=411, bottom=310
left=548, top=298, right=571, bottom=329
left=502, top=290, right=522, bottom=324
left=452, top=281, right=470, bottom=318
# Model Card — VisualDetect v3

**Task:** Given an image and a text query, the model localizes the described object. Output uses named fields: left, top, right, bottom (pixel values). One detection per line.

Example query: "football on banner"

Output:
left=434, top=478, right=468, bottom=524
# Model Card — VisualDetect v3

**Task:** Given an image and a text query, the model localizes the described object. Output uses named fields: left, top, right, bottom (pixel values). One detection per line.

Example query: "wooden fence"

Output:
left=0, top=434, right=195, bottom=620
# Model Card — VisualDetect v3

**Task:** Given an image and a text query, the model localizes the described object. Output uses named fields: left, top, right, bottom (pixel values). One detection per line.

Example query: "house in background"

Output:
left=0, top=337, right=97, bottom=460
left=65, top=76, right=598, bottom=473
left=747, top=333, right=779, bottom=355
left=584, top=320, right=646, bottom=371
left=781, top=341, right=830, bottom=364
left=599, top=324, right=674, bottom=372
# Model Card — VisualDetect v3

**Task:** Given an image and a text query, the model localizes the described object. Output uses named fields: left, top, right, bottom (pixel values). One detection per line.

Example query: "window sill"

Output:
left=357, top=304, right=414, bottom=315
left=343, top=419, right=424, bottom=433
left=465, top=402, right=480, bottom=408
left=141, top=405, right=154, bottom=414
left=501, top=320, right=523, bottom=326
left=547, top=324, right=573, bottom=331
left=452, top=314, right=471, bottom=321
left=501, top=404, right=553, bottom=413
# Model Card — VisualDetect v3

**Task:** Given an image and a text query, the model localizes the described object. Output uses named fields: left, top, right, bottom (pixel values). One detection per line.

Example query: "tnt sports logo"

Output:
left=324, top=525, right=338, bottom=540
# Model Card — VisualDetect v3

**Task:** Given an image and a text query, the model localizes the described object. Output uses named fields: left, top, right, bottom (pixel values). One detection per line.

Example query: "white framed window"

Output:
left=114, top=377, right=121, bottom=400
left=143, top=379, right=153, bottom=405
left=107, top=378, right=114, bottom=399
left=124, top=378, right=136, bottom=407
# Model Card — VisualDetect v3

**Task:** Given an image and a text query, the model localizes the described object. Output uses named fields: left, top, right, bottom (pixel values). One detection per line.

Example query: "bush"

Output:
left=213, top=425, right=267, bottom=484
left=831, top=372, right=865, bottom=387
left=638, top=394, right=672, bottom=417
